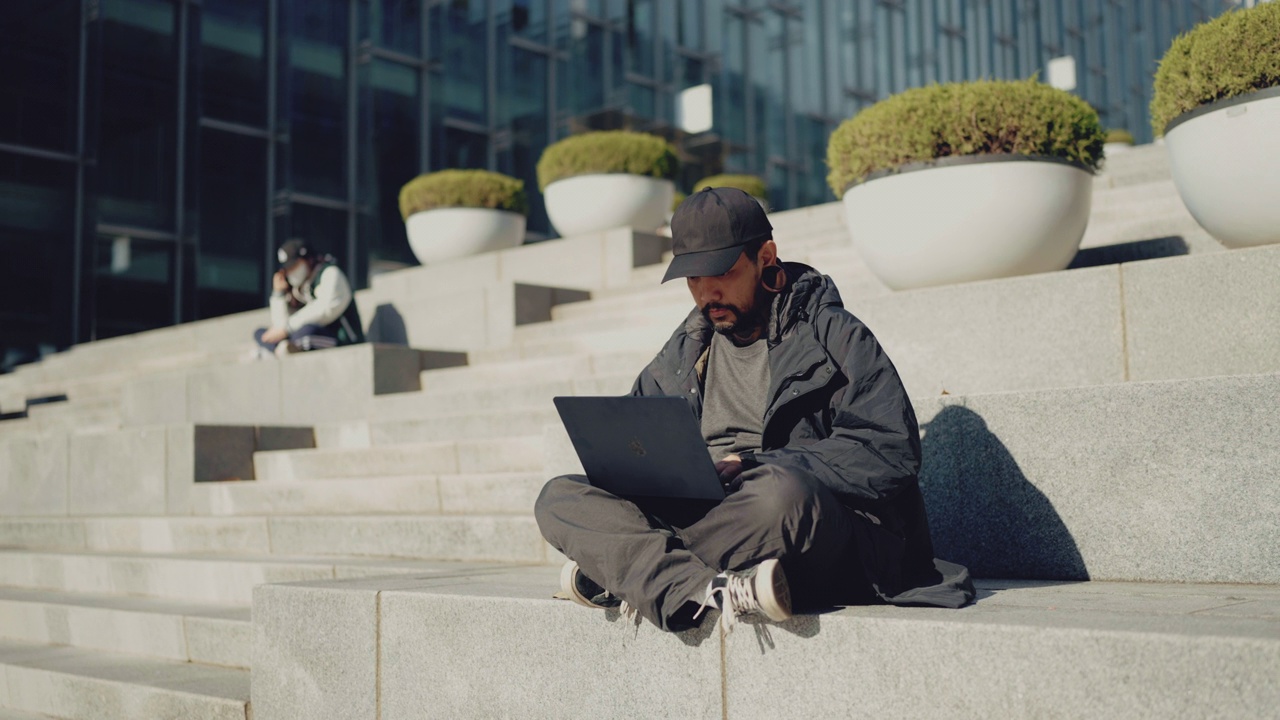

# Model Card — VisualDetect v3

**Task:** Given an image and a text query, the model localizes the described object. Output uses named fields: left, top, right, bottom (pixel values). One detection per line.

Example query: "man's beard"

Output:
left=701, top=288, right=773, bottom=338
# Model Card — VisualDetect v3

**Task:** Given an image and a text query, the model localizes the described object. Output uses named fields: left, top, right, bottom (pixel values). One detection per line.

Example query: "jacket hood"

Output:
left=680, top=261, right=843, bottom=346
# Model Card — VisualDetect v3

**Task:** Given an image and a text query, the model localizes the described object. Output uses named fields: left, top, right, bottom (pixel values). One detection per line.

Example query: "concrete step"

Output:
left=467, top=327, right=661, bottom=364
left=121, top=343, right=436, bottom=427
left=253, top=569, right=1280, bottom=719
left=263, top=514, right=549, bottom=563
left=551, top=282, right=689, bottom=321
left=1094, top=143, right=1172, bottom=188
left=13, top=346, right=250, bottom=406
left=0, top=513, right=548, bottom=563
left=515, top=303, right=691, bottom=344
left=0, top=586, right=250, bottom=669
left=423, top=351, right=652, bottom=391
left=0, top=708, right=62, bottom=719
left=496, top=244, right=1280, bottom=397
left=16, top=398, right=121, bottom=435
left=0, top=549, right=516, bottom=605
left=379, top=372, right=633, bottom=421
left=189, top=473, right=544, bottom=516
left=253, top=436, right=543, bottom=480
left=367, top=408, right=562, bottom=444
left=0, top=638, right=248, bottom=720
left=1087, top=177, right=1184, bottom=214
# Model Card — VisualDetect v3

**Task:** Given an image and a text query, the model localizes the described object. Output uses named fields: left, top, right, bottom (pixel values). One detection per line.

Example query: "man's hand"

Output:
left=261, top=326, right=289, bottom=344
left=716, top=453, right=746, bottom=493
left=272, top=270, right=289, bottom=293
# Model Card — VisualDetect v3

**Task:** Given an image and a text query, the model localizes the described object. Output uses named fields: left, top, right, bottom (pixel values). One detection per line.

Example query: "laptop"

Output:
left=553, top=396, right=725, bottom=503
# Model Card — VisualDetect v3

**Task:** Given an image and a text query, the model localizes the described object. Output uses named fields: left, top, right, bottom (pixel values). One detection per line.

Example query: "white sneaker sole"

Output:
left=560, top=561, right=603, bottom=609
left=752, top=559, right=793, bottom=622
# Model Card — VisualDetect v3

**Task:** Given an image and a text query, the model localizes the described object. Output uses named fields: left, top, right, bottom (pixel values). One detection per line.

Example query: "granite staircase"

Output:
left=0, top=143, right=1277, bottom=719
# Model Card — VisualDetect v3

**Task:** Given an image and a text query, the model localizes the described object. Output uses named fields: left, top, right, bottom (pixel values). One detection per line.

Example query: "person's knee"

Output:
left=533, top=474, right=590, bottom=528
left=737, top=465, right=821, bottom=525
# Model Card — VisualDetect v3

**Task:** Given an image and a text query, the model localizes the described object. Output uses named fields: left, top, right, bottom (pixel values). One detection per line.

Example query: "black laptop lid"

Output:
left=553, top=396, right=725, bottom=502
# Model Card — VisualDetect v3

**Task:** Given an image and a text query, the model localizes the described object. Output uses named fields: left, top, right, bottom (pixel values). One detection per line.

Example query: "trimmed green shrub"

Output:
left=826, top=79, right=1104, bottom=196
left=537, top=131, right=678, bottom=191
left=671, top=190, right=687, bottom=213
left=1150, top=2, right=1280, bottom=136
left=693, top=174, right=768, bottom=199
left=1105, top=128, right=1135, bottom=145
left=398, top=169, right=527, bottom=220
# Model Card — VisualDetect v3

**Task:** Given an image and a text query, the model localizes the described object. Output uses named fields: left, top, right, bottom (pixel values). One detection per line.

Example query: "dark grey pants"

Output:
left=534, top=464, right=873, bottom=631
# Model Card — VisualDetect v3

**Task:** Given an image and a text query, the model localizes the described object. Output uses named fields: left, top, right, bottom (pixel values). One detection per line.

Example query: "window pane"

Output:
left=373, top=0, right=422, bottom=55
left=366, top=60, right=420, bottom=267
left=500, top=47, right=548, bottom=234
left=0, top=1, right=79, bottom=152
left=718, top=11, right=746, bottom=146
left=0, top=153, right=76, bottom=359
left=92, top=235, right=175, bottom=339
left=430, top=0, right=488, bottom=125
left=761, top=12, right=787, bottom=167
left=628, top=0, right=655, bottom=77
left=200, top=0, right=268, bottom=126
left=97, top=0, right=177, bottom=230
left=197, top=128, right=266, bottom=318
left=677, top=0, right=701, bottom=48
left=287, top=0, right=347, bottom=197
left=506, top=0, right=549, bottom=44
left=794, top=9, right=824, bottom=116
left=437, top=125, right=488, bottom=170
left=629, top=83, right=655, bottom=119
left=561, top=20, right=607, bottom=119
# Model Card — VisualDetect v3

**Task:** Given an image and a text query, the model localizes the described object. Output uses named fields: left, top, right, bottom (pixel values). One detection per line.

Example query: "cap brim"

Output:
left=660, top=244, right=745, bottom=283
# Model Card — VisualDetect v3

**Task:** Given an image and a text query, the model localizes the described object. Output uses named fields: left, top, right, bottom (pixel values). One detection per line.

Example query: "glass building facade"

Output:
left=1, top=0, right=1233, bottom=364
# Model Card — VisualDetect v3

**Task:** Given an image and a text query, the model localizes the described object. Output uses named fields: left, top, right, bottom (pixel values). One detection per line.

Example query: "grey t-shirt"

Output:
left=701, top=333, right=771, bottom=464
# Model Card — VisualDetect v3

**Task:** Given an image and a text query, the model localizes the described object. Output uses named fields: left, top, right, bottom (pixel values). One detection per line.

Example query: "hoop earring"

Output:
left=761, top=264, right=787, bottom=293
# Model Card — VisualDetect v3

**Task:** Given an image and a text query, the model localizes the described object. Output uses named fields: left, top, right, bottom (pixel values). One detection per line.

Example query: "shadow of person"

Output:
left=919, top=405, right=1089, bottom=581
left=366, top=303, right=408, bottom=345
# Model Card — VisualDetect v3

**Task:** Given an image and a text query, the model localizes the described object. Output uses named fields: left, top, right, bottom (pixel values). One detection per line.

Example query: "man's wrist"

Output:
left=738, top=451, right=760, bottom=468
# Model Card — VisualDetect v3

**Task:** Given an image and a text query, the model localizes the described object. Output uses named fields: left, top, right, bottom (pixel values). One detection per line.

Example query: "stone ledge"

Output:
left=121, top=344, right=463, bottom=427
left=251, top=569, right=1280, bottom=720
left=0, top=423, right=316, bottom=517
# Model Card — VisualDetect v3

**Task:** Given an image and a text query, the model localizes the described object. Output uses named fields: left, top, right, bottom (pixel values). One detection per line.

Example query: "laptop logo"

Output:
left=629, top=439, right=646, bottom=457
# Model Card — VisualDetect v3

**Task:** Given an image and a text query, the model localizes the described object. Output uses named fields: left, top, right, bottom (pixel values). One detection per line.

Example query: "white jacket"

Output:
left=269, top=265, right=353, bottom=334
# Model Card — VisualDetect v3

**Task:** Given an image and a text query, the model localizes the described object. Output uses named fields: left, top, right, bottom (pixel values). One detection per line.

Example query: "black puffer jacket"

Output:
left=631, top=262, right=974, bottom=608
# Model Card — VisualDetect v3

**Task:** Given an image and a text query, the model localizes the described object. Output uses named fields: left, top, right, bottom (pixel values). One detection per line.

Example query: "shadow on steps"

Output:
left=919, top=405, right=1088, bottom=581
left=1068, top=235, right=1190, bottom=269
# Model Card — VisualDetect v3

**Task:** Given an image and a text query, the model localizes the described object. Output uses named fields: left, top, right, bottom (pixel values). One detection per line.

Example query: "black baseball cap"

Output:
left=276, top=238, right=309, bottom=267
left=662, top=187, right=773, bottom=283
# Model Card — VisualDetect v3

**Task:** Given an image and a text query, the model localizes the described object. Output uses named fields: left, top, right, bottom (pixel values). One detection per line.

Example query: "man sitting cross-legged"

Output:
left=535, top=187, right=975, bottom=632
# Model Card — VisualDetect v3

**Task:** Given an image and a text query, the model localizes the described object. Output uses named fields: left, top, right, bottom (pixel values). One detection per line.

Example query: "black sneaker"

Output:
left=560, top=561, right=621, bottom=609
left=695, top=558, right=792, bottom=632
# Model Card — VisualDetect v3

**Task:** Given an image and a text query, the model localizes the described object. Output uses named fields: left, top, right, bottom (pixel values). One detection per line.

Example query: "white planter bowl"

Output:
left=545, top=174, right=674, bottom=237
left=405, top=208, right=526, bottom=265
left=842, top=157, right=1093, bottom=290
left=1164, top=89, right=1280, bottom=248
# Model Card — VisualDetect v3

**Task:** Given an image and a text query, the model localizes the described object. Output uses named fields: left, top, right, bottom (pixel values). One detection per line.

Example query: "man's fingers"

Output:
left=716, top=461, right=745, bottom=483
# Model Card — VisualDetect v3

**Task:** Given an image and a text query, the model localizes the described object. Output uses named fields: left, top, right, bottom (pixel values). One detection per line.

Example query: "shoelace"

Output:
left=693, top=573, right=761, bottom=633
left=595, top=589, right=637, bottom=624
